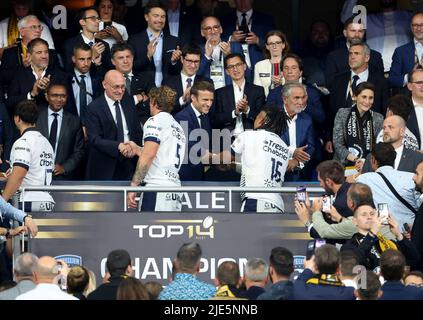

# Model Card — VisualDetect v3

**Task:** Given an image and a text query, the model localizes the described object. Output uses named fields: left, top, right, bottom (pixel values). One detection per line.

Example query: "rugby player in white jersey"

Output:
left=127, top=86, right=186, bottom=211
left=2, top=100, right=55, bottom=213
left=232, top=104, right=290, bottom=213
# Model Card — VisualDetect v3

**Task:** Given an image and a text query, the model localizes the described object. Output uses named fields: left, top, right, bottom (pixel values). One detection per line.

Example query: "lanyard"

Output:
left=73, top=72, right=93, bottom=97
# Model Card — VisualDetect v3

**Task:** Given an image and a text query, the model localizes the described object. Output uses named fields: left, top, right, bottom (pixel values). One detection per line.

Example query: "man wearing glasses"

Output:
left=63, top=6, right=111, bottom=73
left=198, top=16, right=246, bottom=90
left=0, top=15, right=59, bottom=95
left=211, top=53, right=264, bottom=136
left=85, top=70, right=142, bottom=180
left=390, top=12, right=423, bottom=90
left=406, top=68, right=423, bottom=151
left=163, top=43, right=212, bottom=114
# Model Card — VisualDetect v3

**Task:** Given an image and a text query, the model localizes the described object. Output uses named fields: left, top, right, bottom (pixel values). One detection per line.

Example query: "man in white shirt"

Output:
left=407, top=68, right=423, bottom=150
left=16, top=256, right=77, bottom=300
left=127, top=86, right=186, bottom=212
left=2, top=100, right=55, bottom=212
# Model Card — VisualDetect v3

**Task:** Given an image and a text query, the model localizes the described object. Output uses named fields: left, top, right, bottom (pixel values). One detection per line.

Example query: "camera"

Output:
left=377, top=203, right=389, bottom=225
left=296, top=186, right=306, bottom=203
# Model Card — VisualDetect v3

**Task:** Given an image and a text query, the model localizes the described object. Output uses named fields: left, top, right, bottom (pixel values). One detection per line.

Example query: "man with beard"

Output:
left=325, top=16, right=384, bottom=88
left=412, top=160, right=423, bottom=270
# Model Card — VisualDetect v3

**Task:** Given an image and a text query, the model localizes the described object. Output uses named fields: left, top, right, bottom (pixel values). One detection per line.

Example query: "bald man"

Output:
left=361, top=115, right=423, bottom=173
left=16, top=256, right=77, bottom=300
left=85, top=70, right=142, bottom=180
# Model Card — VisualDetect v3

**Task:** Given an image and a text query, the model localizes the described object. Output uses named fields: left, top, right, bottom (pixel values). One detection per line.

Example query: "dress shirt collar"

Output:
left=80, top=32, right=95, bottom=44
left=147, top=28, right=163, bottom=39
left=236, top=9, right=253, bottom=23
left=190, top=103, right=202, bottom=118
left=48, top=107, right=63, bottom=118
left=104, top=92, right=120, bottom=107
left=351, top=68, right=369, bottom=81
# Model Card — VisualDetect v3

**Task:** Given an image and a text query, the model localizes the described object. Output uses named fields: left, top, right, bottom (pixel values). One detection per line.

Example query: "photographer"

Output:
left=341, top=204, right=420, bottom=271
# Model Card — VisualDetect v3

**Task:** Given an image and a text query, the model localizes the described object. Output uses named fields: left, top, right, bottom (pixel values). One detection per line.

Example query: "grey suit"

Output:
left=0, top=280, right=35, bottom=300
left=362, top=147, right=423, bottom=174
left=36, top=108, right=85, bottom=180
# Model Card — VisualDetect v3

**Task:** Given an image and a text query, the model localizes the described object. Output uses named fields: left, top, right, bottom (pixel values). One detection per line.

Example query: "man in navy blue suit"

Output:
left=379, top=250, right=423, bottom=300
left=128, top=0, right=181, bottom=87
left=174, top=81, right=214, bottom=181
left=280, top=83, right=315, bottom=181
left=85, top=70, right=142, bottom=180
left=221, top=0, right=273, bottom=73
left=210, top=53, right=264, bottom=134
left=163, top=44, right=211, bottom=115
left=389, top=12, right=423, bottom=89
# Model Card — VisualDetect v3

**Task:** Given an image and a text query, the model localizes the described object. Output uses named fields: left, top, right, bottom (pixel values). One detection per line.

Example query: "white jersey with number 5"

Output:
left=143, top=112, right=186, bottom=186
left=232, top=130, right=289, bottom=211
left=10, top=129, right=54, bottom=202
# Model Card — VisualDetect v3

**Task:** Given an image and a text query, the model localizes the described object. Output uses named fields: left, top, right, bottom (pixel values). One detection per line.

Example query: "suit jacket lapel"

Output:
left=101, top=96, right=117, bottom=131
left=188, top=105, right=200, bottom=130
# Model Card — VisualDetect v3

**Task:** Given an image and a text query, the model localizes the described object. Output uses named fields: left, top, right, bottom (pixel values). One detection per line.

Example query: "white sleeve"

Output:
left=143, top=119, right=162, bottom=144
left=40, top=22, right=55, bottom=50
left=11, top=139, right=31, bottom=170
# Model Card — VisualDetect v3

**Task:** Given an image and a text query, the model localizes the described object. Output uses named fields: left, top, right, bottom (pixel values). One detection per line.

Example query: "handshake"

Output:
left=118, top=141, right=142, bottom=158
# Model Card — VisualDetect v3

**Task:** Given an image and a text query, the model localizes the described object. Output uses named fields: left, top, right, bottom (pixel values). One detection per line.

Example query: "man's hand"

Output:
left=135, top=92, right=148, bottom=104
left=124, top=141, right=143, bottom=157
left=21, top=52, right=31, bottom=67
left=171, top=45, right=182, bottom=63
left=91, top=42, right=105, bottom=63
left=271, top=75, right=283, bottom=86
left=31, top=75, right=51, bottom=97
left=370, top=214, right=382, bottom=236
left=53, top=164, right=65, bottom=176
left=231, top=30, right=247, bottom=42
left=10, top=226, right=27, bottom=237
left=147, top=37, right=158, bottom=60
left=327, top=206, right=343, bottom=223
left=287, top=159, right=299, bottom=172
left=119, top=143, right=134, bottom=158
left=205, top=37, right=217, bottom=58
left=293, top=145, right=310, bottom=163
left=245, top=32, right=259, bottom=45
left=127, top=192, right=138, bottom=209
left=94, top=29, right=109, bottom=39
left=355, top=159, right=364, bottom=173
left=182, top=87, right=191, bottom=104
left=324, top=141, right=333, bottom=154
left=294, top=200, right=311, bottom=225
left=24, top=216, right=38, bottom=237
left=219, top=41, right=231, bottom=56
left=235, top=96, right=249, bottom=115
left=387, top=215, right=403, bottom=241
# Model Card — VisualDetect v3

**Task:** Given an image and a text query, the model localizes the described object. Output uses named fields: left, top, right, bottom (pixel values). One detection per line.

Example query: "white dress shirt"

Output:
left=284, top=107, right=298, bottom=158
left=413, top=98, right=423, bottom=151
left=232, top=80, right=247, bottom=136
left=27, top=66, right=47, bottom=100
left=72, top=69, right=93, bottom=116
left=147, top=29, right=164, bottom=87
left=104, top=93, right=130, bottom=142
left=47, top=107, right=64, bottom=152
left=346, top=69, right=369, bottom=99
left=190, top=103, right=202, bottom=127
left=394, top=144, right=404, bottom=170
left=167, top=7, right=180, bottom=37
left=178, top=73, right=196, bottom=106
left=98, top=20, right=129, bottom=49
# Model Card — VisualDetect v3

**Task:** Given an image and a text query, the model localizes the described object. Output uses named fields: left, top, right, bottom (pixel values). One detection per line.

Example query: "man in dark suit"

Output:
left=197, top=16, right=248, bottom=88
left=37, top=84, right=85, bottom=180
left=7, top=38, right=67, bottom=114
left=85, top=70, right=142, bottom=180
left=389, top=12, right=423, bottom=89
left=66, top=43, right=103, bottom=129
left=407, top=68, right=423, bottom=150
left=412, top=160, right=423, bottom=271
left=163, top=44, right=211, bottom=114
left=361, top=115, right=423, bottom=174
left=0, top=15, right=60, bottom=94
left=111, top=43, right=155, bottom=126
left=329, top=42, right=389, bottom=118
left=325, top=16, right=384, bottom=88
left=220, top=0, right=273, bottom=72
left=174, top=81, right=214, bottom=181
left=379, top=250, right=423, bottom=300
left=164, top=0, right=202, bottom=46
left=211, top=53, right=264, bottom=134
left=63, top=6, right=111, bottom=73
left=128, top=1, right=181, bottom=87
left=280, top=83, right=315, bottom=181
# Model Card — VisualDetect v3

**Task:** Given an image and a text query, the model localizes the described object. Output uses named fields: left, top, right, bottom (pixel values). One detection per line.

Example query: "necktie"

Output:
left=79, top=74, right=87, bottom=122
left=240, top=13, right=248, bottom=33
left=124, top=74, right=131, bottom=95
left=186, top=77, right=193, bottom=89
left=351, top=75, right=360, bottom=93
left=49, top=113, right=59, bottom=151
left=114, top=101, right=124, bottom=142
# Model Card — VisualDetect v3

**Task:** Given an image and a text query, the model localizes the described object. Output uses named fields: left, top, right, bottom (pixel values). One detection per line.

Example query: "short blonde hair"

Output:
left=148, top=86, right=177, bottom=113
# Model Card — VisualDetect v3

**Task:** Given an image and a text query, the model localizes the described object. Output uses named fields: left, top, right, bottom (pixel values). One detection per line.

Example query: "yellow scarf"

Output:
left=377, top=233, right=398, bottom=252
left=7, top=15, right=20, bottom=47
